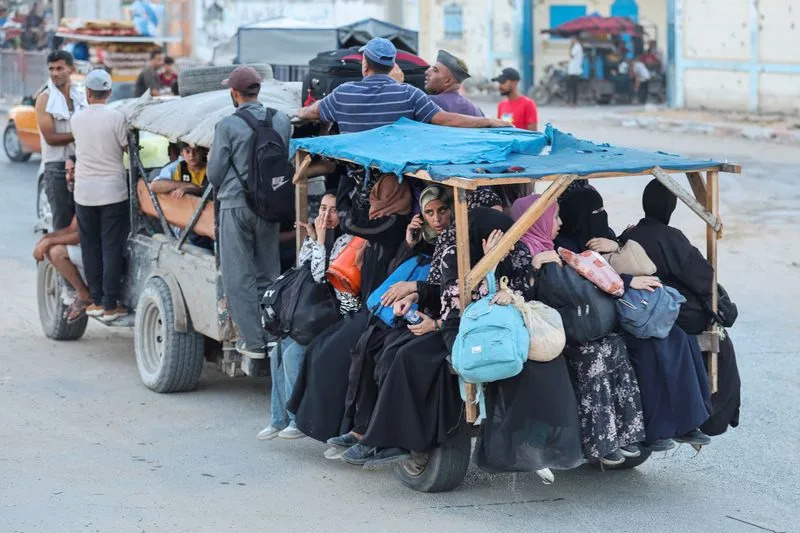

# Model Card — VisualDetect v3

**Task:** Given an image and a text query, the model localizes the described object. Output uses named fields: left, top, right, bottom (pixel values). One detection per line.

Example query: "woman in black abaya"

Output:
left=621, top=179, right=740, bottom=437
left=362, top=208, right=584, bottom=476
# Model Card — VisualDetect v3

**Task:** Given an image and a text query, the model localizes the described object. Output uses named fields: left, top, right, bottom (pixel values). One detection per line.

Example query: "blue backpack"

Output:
left=452, top=272, right=529, bottom=384
left=616, top=285, right=687, bottom=339
left=367, top=255, right=432, bottom=327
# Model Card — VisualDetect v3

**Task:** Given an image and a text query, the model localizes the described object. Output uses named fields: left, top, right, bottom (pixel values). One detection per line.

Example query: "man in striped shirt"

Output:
left=296, top=38, right=505, bottom=133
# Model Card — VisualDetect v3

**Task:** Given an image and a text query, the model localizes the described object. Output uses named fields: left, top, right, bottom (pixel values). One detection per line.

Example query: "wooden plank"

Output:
left=453, top=188, right=478, bottom=423
left=706, top=170, right=720, bottom=393
left=720, top=163, right=742, bottom=174
left=294, top=152, right=309, bottom=253
left=465, top=174, right=576, bottom=291
left=292, top=151, right=312, bottom=184
left=686, top=171, right=707, bottom=205
left=652, top=167, right=722, bottom=233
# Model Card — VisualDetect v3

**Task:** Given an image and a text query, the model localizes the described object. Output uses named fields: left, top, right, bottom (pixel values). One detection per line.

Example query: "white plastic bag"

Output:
left=511, top=296, right=566, bottom=362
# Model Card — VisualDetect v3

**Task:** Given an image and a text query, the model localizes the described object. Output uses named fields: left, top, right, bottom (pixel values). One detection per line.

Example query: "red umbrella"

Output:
left=543, top=14, right=643, bottom=37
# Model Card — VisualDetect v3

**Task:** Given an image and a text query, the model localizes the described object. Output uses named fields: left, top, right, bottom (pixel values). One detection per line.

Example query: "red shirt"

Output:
left=497, top=95, right=538, bottom=130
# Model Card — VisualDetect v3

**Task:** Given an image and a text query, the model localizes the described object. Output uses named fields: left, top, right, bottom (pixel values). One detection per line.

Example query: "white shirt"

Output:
left=567, top=42, right=584, bottom=76
left=70, top=104, right=129, bottom=206
left=633, top=61, right=652, bottom=82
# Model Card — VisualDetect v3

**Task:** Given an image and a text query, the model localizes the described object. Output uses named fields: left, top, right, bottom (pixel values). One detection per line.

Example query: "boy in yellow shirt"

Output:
left=151, top=143, right=208, bottom=198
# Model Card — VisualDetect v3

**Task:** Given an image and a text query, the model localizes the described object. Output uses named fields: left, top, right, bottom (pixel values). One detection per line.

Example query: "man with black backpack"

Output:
left=207, top=66, right=293, bottom=358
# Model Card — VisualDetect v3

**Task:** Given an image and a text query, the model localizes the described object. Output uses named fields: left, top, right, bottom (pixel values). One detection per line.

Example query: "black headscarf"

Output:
left=642, top=179, right=678, bottom=225
left=467, top=207, right=514, bottom=267
left=555, top=187, right=614, bottom=252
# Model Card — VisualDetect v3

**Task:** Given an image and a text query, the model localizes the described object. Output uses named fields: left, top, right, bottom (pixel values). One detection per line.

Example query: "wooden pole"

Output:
left=465, top=174, right=575, bottom=292
left=453, top=187, right=479, bottom=423
left=294, top=152, right=309, bottom=254
left=706, top=170, right=720, bottom=393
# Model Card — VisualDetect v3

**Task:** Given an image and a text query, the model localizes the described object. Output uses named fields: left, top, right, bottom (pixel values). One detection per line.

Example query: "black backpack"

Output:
left=535, top=262, right=617, bottom=344
left=230, top=108, right=295, bottom=224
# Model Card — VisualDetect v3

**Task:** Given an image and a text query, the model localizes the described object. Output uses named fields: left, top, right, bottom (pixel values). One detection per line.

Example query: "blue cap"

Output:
left=359, top=37, right=397, bottom=67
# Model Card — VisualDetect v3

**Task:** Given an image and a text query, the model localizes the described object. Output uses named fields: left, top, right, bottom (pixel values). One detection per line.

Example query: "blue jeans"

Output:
left=270, top=338, right=306, bottom=428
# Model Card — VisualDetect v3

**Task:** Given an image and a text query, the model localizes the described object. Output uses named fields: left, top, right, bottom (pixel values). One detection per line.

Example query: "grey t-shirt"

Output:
left=206, top=101, right=292, bottom=209
left=135, top=66, right=160, bottom=97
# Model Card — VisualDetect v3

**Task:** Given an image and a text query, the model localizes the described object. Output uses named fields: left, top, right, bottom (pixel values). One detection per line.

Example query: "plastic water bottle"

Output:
left=404, top=309, right=422, bottom=325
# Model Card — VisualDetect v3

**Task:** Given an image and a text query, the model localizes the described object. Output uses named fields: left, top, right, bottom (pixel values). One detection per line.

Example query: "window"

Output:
left=549, top=4, right=587, bottom=39
left=444, top=3, right=463, bottom=41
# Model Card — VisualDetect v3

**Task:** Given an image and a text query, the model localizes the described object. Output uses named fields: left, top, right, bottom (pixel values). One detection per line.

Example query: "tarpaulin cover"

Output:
left=290, top=118, right=724, bottom=180
left=290, top=118, right=549, bottom=176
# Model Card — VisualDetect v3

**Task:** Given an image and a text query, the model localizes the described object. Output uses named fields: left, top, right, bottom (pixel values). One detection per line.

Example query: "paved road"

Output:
left=0, top=110, right=797, bottom=533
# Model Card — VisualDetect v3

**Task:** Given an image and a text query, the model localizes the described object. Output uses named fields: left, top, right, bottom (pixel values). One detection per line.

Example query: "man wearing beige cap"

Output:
left=207, top=65, right=292, bottom=359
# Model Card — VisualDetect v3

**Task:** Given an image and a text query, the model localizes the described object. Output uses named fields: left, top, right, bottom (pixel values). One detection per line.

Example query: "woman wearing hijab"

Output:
left=515, top=194, right=646, bottom=466
left=554, top=186, right=617, bottom=253
left=329, top=184, right=454, bottom=464
left=556, top=185, right=713, bottom=451
left=621, top=179, right=740, bottom=437
left=288, top=173, right=412, bottom=444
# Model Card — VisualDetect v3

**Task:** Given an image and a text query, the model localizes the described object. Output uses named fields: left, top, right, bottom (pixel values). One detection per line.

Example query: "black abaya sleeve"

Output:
left=341, top=205, right=409, bottom=252
left=417, top=281, right=442, bottom=318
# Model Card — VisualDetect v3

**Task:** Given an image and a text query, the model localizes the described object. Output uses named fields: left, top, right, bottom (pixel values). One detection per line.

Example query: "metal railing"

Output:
left=0, top=50, right=48, bottom=100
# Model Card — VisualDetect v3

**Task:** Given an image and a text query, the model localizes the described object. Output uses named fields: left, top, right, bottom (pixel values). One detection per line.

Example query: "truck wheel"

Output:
left=134, top=277, right=205, bottom=393
left=3, top=123, right=32, bottom=162
left=590, top=449, right=652, bottom=470
left=37, top=260, right=88, bottom=341
left=393, top=425, right=471, bottom=493
left=178, top=64, right=273, bottom=97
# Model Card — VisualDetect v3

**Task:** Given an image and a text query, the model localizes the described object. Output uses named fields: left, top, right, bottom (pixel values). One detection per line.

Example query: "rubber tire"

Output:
left=4, top=123, right=32, bottom=162
left=393, top=425, right=471, bottom=493
left=134, top=277, right=205, bottom=393
left=36, top=260, right=88, bottom=341
left=36, top=173, right=53, bottom=233
left=590, top=449, right=652, bottom=471
left=178, top=64, right=273, bottom=97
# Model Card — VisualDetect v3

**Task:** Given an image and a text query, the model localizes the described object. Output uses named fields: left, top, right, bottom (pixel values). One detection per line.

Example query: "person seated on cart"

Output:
left=150, top=143, right=209, bottom=198
left=424, top=49, right=483, bottom=117
left=295, top=37, right=505, bottom=133
left=32, top=213, right=90, bottom=324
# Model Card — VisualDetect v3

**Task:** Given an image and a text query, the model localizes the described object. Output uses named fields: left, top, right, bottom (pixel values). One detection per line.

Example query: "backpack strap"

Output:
left=178, top=160, right=191, bottom=182
left=485, top=268, right=497, bottom=296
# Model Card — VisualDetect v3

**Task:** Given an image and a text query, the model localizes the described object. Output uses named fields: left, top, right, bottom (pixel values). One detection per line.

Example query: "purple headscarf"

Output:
left=510, top=194, right=558, bottom=257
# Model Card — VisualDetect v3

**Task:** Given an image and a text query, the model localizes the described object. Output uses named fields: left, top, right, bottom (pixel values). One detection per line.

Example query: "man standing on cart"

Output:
left=424, top=50, right=483, bottom=117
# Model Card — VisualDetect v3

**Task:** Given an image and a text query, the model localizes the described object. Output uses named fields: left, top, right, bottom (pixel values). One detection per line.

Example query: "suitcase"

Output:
left=304, top=46, right=429, bottom=103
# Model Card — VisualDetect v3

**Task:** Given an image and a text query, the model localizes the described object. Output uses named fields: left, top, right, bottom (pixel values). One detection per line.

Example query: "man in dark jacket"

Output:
left=207, top=66, right=292, bottom=358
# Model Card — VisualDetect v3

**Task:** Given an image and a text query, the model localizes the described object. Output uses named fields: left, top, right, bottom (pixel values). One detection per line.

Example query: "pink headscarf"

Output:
left=510, top=194, right=558, bottom=257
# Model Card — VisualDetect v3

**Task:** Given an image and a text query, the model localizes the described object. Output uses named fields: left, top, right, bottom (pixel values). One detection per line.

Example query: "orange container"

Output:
left=326, top=236, right=367, bottom=295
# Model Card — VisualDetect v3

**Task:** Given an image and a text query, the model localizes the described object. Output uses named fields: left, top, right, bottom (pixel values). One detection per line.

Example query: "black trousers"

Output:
left=75, top=200, right=129, bottom=310
left=638, top=80, right=650, bottom=103
left=44, top=162, right=75, bottom=230
left=566, top=75, right=580, bottom=105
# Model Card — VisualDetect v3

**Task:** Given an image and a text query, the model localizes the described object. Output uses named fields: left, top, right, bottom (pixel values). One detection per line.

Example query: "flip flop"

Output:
left=65, top=298, right=91, bottom=323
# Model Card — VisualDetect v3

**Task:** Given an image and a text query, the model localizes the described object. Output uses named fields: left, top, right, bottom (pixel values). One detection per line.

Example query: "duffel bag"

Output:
left=366, top=254, right=431, bottom=327
left=535, top=262, right=617, bottom=344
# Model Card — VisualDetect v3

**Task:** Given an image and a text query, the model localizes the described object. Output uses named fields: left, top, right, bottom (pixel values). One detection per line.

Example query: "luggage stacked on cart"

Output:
left=304, top=46, right=429, bottom=104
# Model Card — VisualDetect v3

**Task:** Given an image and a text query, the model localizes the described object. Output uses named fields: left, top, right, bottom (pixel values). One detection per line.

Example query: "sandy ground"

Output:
left=0, top=107, right=798, bottom=533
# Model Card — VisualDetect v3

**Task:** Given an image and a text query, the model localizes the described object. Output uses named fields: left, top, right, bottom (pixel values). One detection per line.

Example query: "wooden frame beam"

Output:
left=293, top=151, right=311, bottom=253
left=464, top=175, right=576, bottom=292
left=652, top=167, right=722, bottom=233
left=705, top=170, right=720, bottom=393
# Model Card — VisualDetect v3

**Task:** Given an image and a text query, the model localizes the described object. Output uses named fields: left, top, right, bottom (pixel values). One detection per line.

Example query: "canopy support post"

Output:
left=465, top=174, right=576, bottom=292
left=294, top=151, right=311, bottom=254
left=452, top=187, right=479, bottom=423
left=706, top=170, right=720, bottom=393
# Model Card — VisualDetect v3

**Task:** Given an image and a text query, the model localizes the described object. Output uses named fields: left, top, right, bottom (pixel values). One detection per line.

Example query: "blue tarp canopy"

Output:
left=289, top=118, right=725, bottom=181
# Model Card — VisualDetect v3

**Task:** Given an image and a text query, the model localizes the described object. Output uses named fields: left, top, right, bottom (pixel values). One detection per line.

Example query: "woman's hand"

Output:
left=295, top=220, right=316, bottom=242
left=392, top=293, right=418, bottom=316
left=630, top=276, right=662, bottom=292
left=586, top=237, right=620, bottom=254
left=490, top=289, right=514, bottom=306
left=408, top=311, right=436, bottom=336
left=314, top=212, right=328, bottom=244
left=381, top=281, right=417, bottom=307
left=532, top=250, right=562, bottom=269
left=482, top=229, right=504, bottom=255
left=405, top=215, right=424, bottom=247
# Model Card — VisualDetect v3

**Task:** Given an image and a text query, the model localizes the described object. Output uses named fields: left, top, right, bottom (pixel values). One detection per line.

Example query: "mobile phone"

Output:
left=411, top=228, right=421, bottom=240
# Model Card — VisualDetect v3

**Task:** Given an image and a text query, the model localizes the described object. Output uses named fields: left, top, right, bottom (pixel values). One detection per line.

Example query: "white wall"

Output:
left=64, top=0, right=123, bottom=20
left=193, top=0, right=398, bottom=63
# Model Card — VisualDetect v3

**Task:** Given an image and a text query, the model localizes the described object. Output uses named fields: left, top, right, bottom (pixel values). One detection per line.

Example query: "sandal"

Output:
left=65, top=298, right=91, bottom=323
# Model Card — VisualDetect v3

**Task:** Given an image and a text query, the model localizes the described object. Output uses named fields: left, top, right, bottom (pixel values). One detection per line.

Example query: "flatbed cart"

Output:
left=290, top=119, right=740, bottom=492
